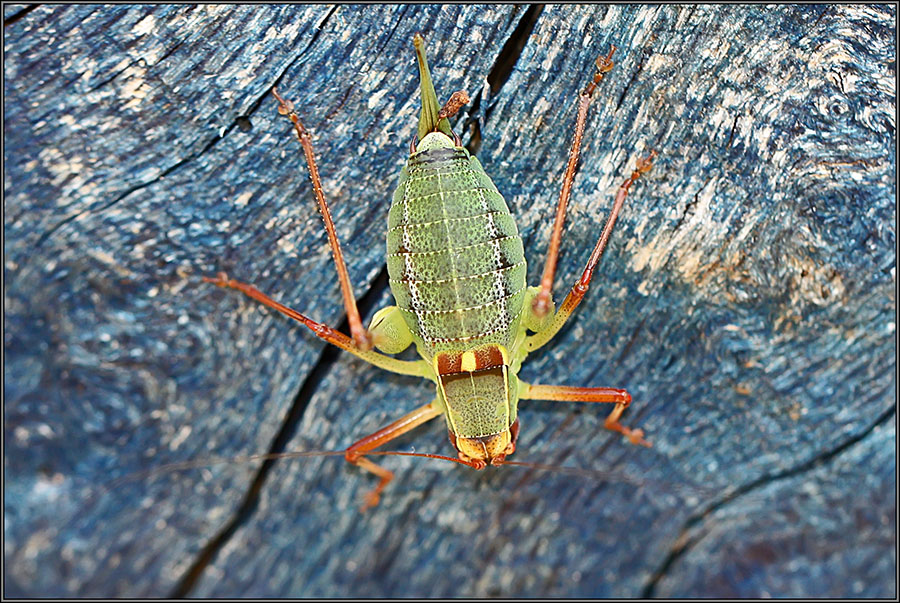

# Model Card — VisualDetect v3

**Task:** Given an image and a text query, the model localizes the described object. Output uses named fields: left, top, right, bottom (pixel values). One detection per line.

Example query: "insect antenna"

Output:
left=367, top=450, right=474, bottom=467
left=61, top=447, right=469, bottom=545
left=86, top=447, right=471, bottom=504
left=96, top=449, right=346, bottom=495
left=493, top=458, right=722, bottom=499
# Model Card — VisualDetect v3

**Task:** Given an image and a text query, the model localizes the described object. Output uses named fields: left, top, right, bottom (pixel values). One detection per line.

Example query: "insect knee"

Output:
left=522, top=286, right=556, bottom=332
left=368, top=306, right=414, bottom=354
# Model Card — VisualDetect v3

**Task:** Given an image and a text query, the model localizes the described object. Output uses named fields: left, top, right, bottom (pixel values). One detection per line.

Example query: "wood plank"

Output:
left=4, top=4, right=895, bottom=597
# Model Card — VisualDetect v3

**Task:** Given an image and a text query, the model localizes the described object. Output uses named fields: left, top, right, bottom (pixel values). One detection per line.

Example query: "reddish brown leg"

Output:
left=438, top=90, right=470, bottom=120
left=574, top=151, right=656, bottom=294
left=344, top=400, right=444, bottom=510
left=533, top=46, right=617, bottom=317
left=520, top=383, right=651, bottom=447
left=203, top=273, right=427, bottom=378
left=525, top=150, right=656, bottom=353
left=439, top=90, right=469, bottom=146
left=271, top=88, right=373, bottom=350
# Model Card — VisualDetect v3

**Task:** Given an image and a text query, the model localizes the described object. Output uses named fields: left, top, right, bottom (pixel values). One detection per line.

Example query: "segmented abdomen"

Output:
left=387, top=147, right=526, bottom=359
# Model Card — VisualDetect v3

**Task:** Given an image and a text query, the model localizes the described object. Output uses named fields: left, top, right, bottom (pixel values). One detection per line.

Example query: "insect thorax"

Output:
left=433, top=344, right=520, bottom=442
left=386, top=133, right=527, bottom=361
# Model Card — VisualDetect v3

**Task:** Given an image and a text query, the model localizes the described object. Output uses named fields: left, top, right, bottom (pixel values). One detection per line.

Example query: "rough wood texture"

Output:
left=4, top=4, right=895, bottom=597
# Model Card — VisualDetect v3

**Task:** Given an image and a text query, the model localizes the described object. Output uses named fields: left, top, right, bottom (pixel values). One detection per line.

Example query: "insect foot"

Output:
left=202, top=271, right=232, bottom=288
left=603, top=394, right=652, bottom=448
left=596, top=45, right=616, bottom=74
left=438, top=90, right=470, bottom=120
left=633, top=149, right=657, bottom=178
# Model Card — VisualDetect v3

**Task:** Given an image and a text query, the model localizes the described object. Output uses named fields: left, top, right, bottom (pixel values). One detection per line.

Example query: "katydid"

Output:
left=205, top=34, right=655, bottom=510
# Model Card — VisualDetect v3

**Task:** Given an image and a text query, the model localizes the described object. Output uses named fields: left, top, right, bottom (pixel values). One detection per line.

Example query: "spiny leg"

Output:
left=520, top=383, right=650, bottom=447
left=532, top=46, right=617, bottom=318
left=271, top=88, right=373, bottom=350
left=345, top=400, right=443, bottom=510
left=525, top=150, right=656, bottom=353
left=203, top=273, right=428, bottom=378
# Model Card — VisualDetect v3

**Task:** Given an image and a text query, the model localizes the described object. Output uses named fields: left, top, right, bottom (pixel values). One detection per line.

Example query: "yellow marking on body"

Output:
left=461, top=351, right=477, bottom=372
left=432, top=355, right=442, bottom=375
left=435, top=376, right=459, bottom=435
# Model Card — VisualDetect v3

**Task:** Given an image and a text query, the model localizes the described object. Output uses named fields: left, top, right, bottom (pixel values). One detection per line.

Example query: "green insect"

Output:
left=206, top=35, right=655, bottom=510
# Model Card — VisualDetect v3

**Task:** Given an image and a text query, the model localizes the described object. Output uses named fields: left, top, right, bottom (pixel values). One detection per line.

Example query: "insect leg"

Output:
left=439, top=90, right=469, bottom=146
left=345, top=399, right=443, bottom=510
left=519, top=382, right=650, bottom=447
left=524, top=151, right=656, bottom=353
left=438, top=90, right=470, bottom=121
left=532, top=47, right=617, bottom=318
left=271, top=88, right=374, bottom=351
left=204, top=273, right=428, bottom=378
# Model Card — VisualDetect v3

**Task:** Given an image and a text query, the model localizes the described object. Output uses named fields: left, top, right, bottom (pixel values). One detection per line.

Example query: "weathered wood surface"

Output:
left=4, top=4, right=895, bottom=598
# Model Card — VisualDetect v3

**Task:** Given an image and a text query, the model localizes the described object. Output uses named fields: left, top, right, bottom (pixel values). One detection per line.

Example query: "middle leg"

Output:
left=532, top=46, right=617, bottom=318
left=524, top=150, right=655, bottom=354
left=204, top=272, right=428, bottom=377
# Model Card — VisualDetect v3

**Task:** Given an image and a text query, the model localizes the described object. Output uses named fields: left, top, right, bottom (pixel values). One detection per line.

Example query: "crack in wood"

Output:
left=170, top=10, right=554, bottom=592
left=3, top=3, right=39, bottom=27
left=171, top=264, right=391, bottom=597
left=641, top=401, right=896, bottom=597
left=32, top=6, right=344, bottom=252
left=615, top=44, right=649, bottom=112
left=465, top=4, right=544, bottom=156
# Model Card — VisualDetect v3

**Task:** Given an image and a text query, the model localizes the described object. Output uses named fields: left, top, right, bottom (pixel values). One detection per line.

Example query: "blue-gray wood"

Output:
left=4, top=4, right=895, bottom=598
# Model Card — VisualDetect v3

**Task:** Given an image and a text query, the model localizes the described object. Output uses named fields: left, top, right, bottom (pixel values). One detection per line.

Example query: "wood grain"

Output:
left=4, top=4, right=895, bottom=597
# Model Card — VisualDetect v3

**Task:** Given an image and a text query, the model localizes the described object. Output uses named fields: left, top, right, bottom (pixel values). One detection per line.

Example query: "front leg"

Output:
left=344, top=400, right=443, bottom=510
left=519, top=381, right=650, bottom=447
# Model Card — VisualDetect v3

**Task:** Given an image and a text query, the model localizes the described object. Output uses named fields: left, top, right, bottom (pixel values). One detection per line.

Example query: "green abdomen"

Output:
left=387, top=146, right=526, bottom=359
